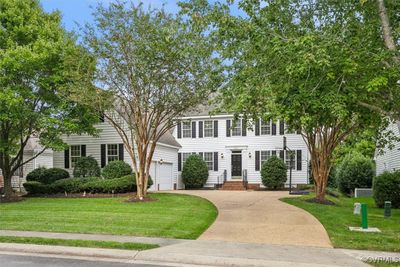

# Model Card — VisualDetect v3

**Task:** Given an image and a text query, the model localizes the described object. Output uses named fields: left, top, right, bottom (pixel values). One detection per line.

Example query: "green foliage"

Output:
left=26, top=167, right=69, bottom=184
left=182, top=155, right=209, bottom=188
left=0, top=0, right=98, bottom=197
left=336, top=153, right=374, bottom=195
left=327, top=166, right=337, bottom=188
left=373, top=171, right=400, bottom=208
left=73, top=156, right=101, bottom=178
left=26, top=167, right=47, bottom=183
left=101, top=161, right=132, bottom=179
left=23, top=174, right=153, bottom=195
left=261, top=156, right=287, bottom=189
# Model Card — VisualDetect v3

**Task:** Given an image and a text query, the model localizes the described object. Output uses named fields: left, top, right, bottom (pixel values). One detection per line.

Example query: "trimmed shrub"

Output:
left=23, top=181, right=51, bottom=194
left=26, top=167, right=47, bottom=183
left=261, top=156, right=287, bottom=189
left=373, top=171, right=400, bottom=208
left=52, top=177, right=100, bottom=193
left=73, top=156, right=101, bottom=178
left=336, top=153, right=374, bottom=196
left=26, top=167, right=69, bottom=184
left=182, top=155, right=208, bottom=189
left=102, top=161, right=132, bottom=179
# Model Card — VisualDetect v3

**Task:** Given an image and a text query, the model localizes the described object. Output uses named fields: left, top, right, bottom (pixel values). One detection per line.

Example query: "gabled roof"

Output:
left=158, top=131, right=181, bottom=148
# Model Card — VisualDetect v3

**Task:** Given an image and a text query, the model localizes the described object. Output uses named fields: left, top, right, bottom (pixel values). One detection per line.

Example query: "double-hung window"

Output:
left=107, top=144, right=119, bottom=163
left=260, top=150, right=272, bottom=167
left=231, top=120, right=242, bottom=136
left=204, top=120, right=213, bottom=137
left=285, top=151, right=296, bottom=169
left=182, top=122, right=192, bottom=138
left=260, top=120, right=271, bottom=135
left=182, top=152, right=192, bottom=166
left=70, top=145, right=81, bottom=168
left=204, top=152, right=214, bottom=171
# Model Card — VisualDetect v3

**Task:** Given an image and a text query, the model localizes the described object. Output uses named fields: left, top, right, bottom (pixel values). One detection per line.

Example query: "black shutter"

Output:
left=255, top=151, right=260, bottom=171
left=255, top=119, right=260, bottom=136
left=272, top=150, right=277, bottom=156
left=192, top=121, right=196, bottom=138
left=279, top=120, right=285, bottom=135
left=297, top=150, right=302, bottom=171
left=213, top=152, right=218, bottom=171
left=272, top=121, right=277, bottom=135
left=279, top=150, right=284, bottom=160
left=242, top=119, right=247, bottom=136
left=99, top=112, right=105, bottom=122
left=177, top=123, right=182, bottom=139
left=118, top=144, right=124, bottom=160
left=64, top=148, right=70, bottom=169
left=226, top=120, right=231, bottom=137
left=178, top=153, right=182, bottom=171
left=101, top=144, right=106, bottom=168
left=81, top=145, right=86, bottom=157
left=199, top=152, right=204, bottom=159
left=214, top=120, right=218, bottom=137
left=198, top=121, right=203, bottom=138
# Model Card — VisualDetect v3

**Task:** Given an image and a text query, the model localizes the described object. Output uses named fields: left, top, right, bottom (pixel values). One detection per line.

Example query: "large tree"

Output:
left=181, top=0, right=400, bottom=201
left=83, top=2, right=222, bottom=199
left=0, top=0, right=98, bottom=199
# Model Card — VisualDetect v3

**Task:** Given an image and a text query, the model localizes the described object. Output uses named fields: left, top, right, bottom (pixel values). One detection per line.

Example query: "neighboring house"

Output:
left=173, top=110, right=310, bottom=189
left=0, top=138, right=53, bottom=192
left=375, top=121, right=400, bottom=175
left=53, top=118, right=181, bottom=191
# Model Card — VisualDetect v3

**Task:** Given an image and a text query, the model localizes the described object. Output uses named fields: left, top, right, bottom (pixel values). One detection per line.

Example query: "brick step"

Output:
left=221, top=181, right=247, bottom=191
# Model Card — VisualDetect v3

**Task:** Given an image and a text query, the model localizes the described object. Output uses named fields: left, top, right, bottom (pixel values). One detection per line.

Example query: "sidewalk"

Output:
left=1, top=230, right=399, bottom=266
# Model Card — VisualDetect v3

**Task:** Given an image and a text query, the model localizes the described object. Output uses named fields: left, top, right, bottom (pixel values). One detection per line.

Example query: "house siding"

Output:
left=174, top=115, right=310, bottom=188
left=375, top=122, right=400, bottom=175
left=53, top=120, right=179, bottom=191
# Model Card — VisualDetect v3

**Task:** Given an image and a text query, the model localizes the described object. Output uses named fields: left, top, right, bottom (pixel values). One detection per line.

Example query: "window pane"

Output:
left=204, top=120, right=213, bottom=137
left=107, top=144, right=119, bottom=163
left=182, top=153, right=191, bottom=165
left=182, top=122, right=192, bottom=138
left=260, top=150, right=271, bottom=167
left=261, top=120, right=271, bottom=135
left=231, top=120, right=241, bottom=136
left=70, top=145, right=81, bottom=168
left=285, top=151, right=296, bottom=169
left=204, top=152, right=213, bottom=171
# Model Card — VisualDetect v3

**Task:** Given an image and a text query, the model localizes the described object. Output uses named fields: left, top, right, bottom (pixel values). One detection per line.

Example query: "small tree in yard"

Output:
left=83, top=3, right=222, bottom=199
left=261, top=156, right=287, bottom=190
left=181, top=0, right=400, bottom=201
left=0, top=0, right=97, bottom=199
left=73, top=156, right=101, bottom=178
left=182, top=155, right=208, bottom=189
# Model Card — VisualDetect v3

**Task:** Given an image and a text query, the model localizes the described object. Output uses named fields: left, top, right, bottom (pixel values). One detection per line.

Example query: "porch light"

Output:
left=221, top=153, right=224, bottom=159
left=248, top=152, right=252, bottom=158
left=159, top=158, right=164, bottom=165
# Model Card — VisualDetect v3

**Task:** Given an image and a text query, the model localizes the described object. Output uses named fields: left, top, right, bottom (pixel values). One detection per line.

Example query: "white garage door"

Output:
left=158, top=163, right=173, bottom=191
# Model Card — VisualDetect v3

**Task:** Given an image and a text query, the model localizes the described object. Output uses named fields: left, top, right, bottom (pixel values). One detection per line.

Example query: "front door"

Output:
left=231, top=154, right=242, bottom=178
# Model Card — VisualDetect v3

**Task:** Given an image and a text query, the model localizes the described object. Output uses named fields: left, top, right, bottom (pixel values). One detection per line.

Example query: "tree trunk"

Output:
left=2, top=171, right=13, bottom=198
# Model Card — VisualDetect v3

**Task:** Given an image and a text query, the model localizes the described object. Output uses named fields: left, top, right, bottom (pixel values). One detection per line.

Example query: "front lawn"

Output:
left=0, top=236, right=158, bottom=250
left=0, top=193, right=217, bottom=239
left=282, top=195, right=400, bottom=252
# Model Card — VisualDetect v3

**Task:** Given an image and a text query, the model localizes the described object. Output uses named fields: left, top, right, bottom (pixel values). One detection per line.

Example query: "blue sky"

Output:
left=40, top=0, right=185, bottom=33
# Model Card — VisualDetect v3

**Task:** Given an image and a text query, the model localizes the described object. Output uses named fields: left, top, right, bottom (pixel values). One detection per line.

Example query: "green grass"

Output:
left=0, top=193, right=218, bottom=239
left=282, top=195, right=400, bottom=252
left=367, top=261, right=400, bottom=267
left=0, top=236, right=158, bottom=250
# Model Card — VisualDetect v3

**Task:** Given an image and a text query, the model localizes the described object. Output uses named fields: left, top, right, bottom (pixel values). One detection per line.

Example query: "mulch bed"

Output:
left=306, top=197, right=336, bottom=206
left=24, top=192, right=136, bottom=199
left=0, top=196, right=26, bottom=204
left=125, top=196, right=157, bottom=203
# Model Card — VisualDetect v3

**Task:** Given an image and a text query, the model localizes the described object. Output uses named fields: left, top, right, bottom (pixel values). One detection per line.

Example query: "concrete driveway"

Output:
left=177, top=190, right=332, bottom=248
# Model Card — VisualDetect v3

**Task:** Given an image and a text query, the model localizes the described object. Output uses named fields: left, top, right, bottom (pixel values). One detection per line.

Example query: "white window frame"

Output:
left=204, top=120, right=214, bottom=137
left=260, top=120, right=271, bottom=135
left=70, top=145, right=81, bottom=168
left=203, top=152, right=214, bottom=171
left=107, top=144, right=119, bottom=163
left=231, top=119, right=242, bottom=136
left=260, top=150, right=272, bottom=167
left=182, top=121, right=192, bottom=138
left=285, top=151, right=296, bottom=169
left=182, top=152, right=192, bottom=166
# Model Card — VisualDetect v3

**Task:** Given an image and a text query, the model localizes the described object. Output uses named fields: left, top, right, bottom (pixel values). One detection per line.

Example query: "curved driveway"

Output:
left=179, top=190, right=332, bottom=247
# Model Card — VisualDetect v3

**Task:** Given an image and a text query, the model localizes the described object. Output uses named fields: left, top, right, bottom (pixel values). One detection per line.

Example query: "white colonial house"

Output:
left=173, top=110, right=310, bottom=190
left=53, top=117, right=181, bottom=191
left=375, top=121, right=400, bottom=175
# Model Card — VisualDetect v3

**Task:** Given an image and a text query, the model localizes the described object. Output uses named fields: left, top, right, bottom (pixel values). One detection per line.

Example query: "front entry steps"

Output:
left=221, top=181, right=247, bottom=191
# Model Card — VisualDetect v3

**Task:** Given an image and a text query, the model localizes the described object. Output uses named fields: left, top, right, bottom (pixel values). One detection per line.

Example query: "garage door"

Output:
left=158, top=163, right=173, bottom=191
